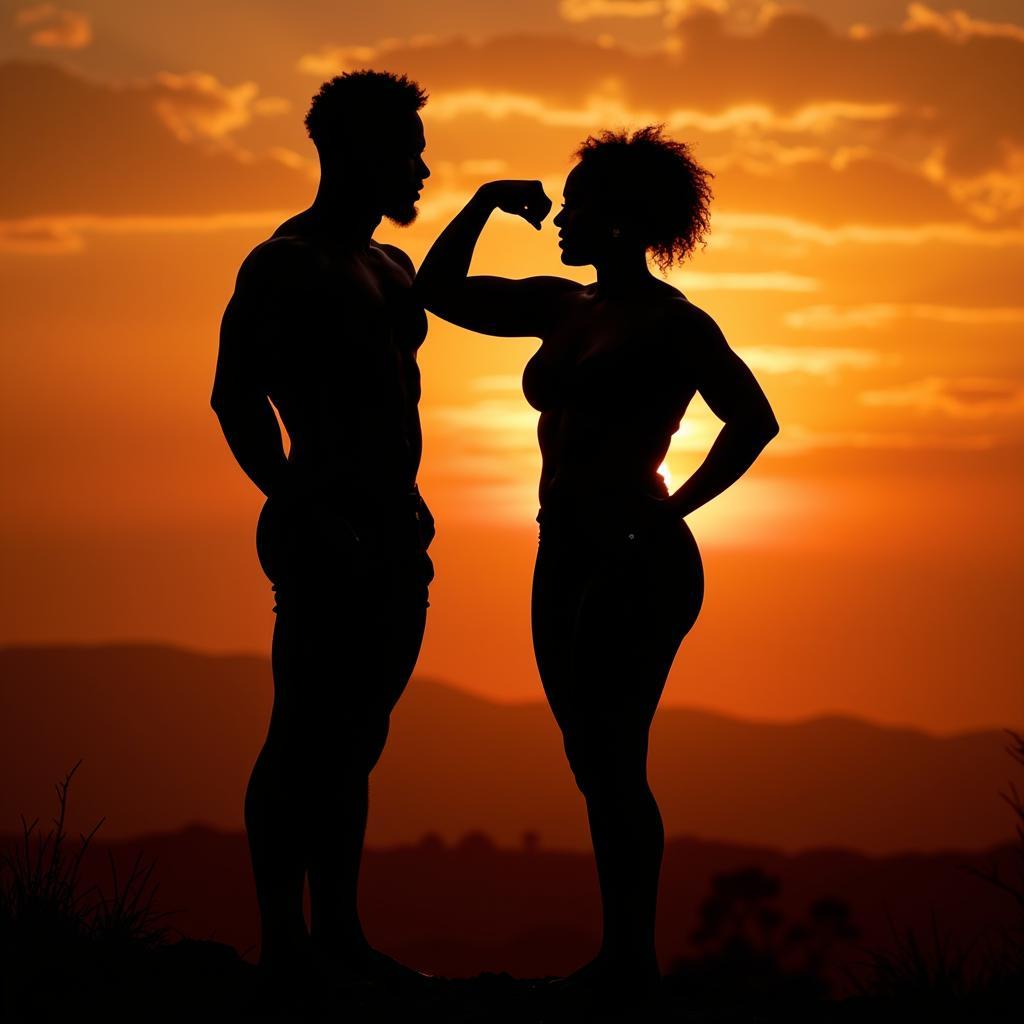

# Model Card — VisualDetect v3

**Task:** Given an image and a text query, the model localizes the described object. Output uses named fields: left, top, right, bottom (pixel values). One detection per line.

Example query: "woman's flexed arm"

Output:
left=415, top=180, right=577, bottom=337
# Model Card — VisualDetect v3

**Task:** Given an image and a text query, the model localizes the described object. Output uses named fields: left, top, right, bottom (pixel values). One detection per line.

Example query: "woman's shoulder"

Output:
left=645, top=291, right=724, bottom=365
left=650, top=288, right=715, bottom=329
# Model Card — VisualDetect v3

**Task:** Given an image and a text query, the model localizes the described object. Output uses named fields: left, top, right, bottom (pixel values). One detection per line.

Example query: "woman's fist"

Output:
left=478, top=180, right=552, bottom=230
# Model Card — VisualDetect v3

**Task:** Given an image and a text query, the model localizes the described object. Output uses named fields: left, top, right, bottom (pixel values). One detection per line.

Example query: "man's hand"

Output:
left=309, top=498, right=363, bottom=562
left=478, top=180, right=552, bottom=230
left=268, top=467, right=364, bottom=561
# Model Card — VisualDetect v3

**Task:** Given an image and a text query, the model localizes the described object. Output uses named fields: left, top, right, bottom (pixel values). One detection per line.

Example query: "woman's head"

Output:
left=553, top=125, right=713, bottom=272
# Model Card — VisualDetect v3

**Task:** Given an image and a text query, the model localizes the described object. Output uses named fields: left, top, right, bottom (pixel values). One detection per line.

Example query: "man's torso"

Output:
left=248, top=214, right=427, bottom=507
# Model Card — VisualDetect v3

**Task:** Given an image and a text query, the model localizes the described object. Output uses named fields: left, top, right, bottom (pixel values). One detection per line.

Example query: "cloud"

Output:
left=14, top=3, right=91, bottom=50
left=0, top=216, right=83, bottom=253
left=715, top=212, right=1024, bottom=247
left=737, top=346, right=891, bottom=376
left=903, top=3, right=1024, bottom=44
left=558, top=0, right=785, bottom=30
left=0, top=62, right=310, bottom=227
left=669, top=270, right=819, bottom=291
left=150, top=71, right=289, bottom=142
left=296, top=35, right=444, bottom=78
left=428, top=390, right=1003, bottom=481
left=861, top=377, right=1024, bottom=418
left=298, top=9, right=1024, bottom=225
left=666, top=8, right=1024, bottom=180
left=712, top=153, right=967, bottom=226
left=769, top=423, right=999, bottom=454
left=420, top=93, right=966, bottom=227
left=430, top=398, right=539, bottom=451
left=424, top=87, right=901, bottom=135
left=470, top=374, right=524, bottom=392
left=559, top=0, right=665, bottom=22
left=784, top=304, right=1024, bottom=330
left=427, top=395, right=543, bottom=522
left=0, top=210, right=289, bottom=254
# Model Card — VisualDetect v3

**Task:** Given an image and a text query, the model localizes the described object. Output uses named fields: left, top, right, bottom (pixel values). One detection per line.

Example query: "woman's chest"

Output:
left=524, top=315, right=672, bottom=415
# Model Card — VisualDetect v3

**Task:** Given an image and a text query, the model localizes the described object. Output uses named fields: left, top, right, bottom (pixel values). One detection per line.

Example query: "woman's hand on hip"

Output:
left=632, top=494, right=681, bottom=537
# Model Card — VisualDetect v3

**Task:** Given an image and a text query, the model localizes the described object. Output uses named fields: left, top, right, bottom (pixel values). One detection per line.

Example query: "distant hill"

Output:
left=0, top=644, right=1018, bottom=852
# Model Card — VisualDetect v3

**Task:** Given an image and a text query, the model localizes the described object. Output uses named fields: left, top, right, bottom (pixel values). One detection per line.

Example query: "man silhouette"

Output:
left=211, top=70, right=434, bottom=987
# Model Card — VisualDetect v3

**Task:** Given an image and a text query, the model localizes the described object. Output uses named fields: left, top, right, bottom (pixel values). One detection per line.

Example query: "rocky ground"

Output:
left=5, top=937, right=1017, bottom=1023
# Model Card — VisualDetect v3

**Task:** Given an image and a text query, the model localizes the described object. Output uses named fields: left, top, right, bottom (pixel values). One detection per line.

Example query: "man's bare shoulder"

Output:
left=372, top=241, right=415, bottom=280
left=234, top=235, right=326, bottom=297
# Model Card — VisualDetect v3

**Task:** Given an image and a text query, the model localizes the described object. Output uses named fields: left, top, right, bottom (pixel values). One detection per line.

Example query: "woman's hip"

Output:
left=534, top=512, right=703, bottom=628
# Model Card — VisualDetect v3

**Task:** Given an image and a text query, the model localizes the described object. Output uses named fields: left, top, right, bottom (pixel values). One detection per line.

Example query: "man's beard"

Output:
left=383, top=200, right=418, bottom=227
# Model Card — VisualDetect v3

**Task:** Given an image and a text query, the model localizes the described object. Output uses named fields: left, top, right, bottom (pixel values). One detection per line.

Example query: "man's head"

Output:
left=305, top=70, right=429, bottom=225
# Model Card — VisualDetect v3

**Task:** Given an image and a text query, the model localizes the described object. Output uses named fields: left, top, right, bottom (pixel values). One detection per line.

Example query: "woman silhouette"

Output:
left=416, top=126, right=779, bottom=1000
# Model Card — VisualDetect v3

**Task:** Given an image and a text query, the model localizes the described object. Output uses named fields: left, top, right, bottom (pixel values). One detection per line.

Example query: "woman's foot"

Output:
left=545, top=952, right=661, bottom=1013
left=309, top=937, right=434, bottom=990
left=255, top=934, right=330, bottom=1009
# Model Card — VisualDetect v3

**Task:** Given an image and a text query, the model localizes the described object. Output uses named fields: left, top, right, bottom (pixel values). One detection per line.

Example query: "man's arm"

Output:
left=210, top=240, right=315, bottom=500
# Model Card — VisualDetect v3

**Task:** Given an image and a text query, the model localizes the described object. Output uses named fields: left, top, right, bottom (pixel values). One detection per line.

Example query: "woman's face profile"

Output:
left=553, top=163, right=613, bottom=268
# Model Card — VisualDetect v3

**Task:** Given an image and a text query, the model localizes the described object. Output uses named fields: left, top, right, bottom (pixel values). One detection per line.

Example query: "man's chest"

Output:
left=345, top=250, right=426, bottom=347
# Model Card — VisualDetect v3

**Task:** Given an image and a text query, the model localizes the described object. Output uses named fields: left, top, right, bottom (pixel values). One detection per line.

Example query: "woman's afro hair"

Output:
left=574, top=125, right=713, bottom=271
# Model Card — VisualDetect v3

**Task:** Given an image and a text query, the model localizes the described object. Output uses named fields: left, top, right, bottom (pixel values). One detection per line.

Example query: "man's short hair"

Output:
left=304, top=70, right=427, bottom=154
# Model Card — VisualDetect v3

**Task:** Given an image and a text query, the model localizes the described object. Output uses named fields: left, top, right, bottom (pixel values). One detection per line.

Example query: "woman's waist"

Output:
left=536, top=501, right=697, bottom=558
left=539, top=471, right=669, bottom=516
left=536, top=486, right=683, bottom=545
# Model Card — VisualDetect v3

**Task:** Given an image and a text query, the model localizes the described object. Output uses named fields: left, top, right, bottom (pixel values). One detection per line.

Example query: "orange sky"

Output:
left=1, top=0, right=1022, bottom=733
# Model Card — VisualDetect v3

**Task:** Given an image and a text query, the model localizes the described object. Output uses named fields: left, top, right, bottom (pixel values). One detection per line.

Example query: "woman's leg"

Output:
left=535, top=522, right=704, bottom=984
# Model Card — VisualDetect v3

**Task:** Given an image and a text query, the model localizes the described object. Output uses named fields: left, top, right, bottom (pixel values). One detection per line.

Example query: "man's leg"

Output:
left=244, top=604, right=315, bottom=972
left=303, top=550, right=429, bottom=970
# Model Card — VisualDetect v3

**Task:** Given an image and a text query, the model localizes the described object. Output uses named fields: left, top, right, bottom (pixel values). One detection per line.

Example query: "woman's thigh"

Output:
left=536, top=520, right=704, bottom=747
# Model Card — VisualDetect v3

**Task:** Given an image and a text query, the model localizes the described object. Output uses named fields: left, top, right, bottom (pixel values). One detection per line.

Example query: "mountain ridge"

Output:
left=5, top=639, right=1015, bottom=737
left=1, top=643, right=1018, bottom=852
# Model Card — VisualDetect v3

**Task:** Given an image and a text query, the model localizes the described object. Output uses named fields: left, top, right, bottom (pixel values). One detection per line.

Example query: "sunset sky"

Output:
left=1, top=0, right=1021, bottom=734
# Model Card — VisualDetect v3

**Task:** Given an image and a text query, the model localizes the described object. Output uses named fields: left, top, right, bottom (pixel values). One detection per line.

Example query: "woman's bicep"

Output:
left=422, top=275, right=578, bottom=338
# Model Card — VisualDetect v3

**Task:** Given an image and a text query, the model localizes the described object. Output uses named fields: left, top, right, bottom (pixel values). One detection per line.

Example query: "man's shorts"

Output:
left=255, top=491, right=434, bottom=619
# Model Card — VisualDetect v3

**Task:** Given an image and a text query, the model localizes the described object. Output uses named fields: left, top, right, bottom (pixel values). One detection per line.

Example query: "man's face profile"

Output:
left=376, top=112, right=429, bottom=226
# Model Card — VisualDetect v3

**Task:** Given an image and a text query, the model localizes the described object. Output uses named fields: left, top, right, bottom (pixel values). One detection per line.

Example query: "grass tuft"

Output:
left=0, top=760, right=174, bottom=1014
